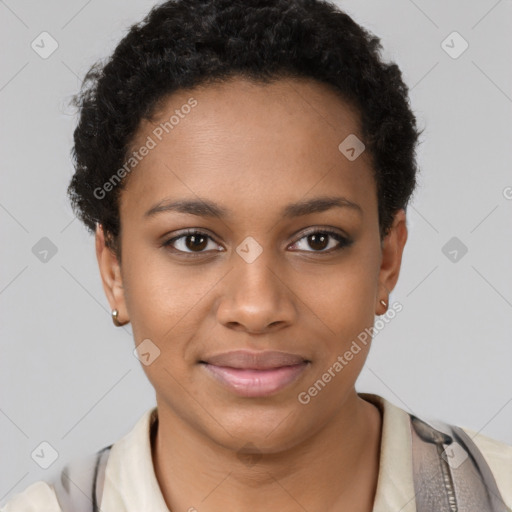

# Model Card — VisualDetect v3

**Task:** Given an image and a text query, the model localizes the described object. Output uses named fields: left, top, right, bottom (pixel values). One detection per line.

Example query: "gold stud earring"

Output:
left=379, top=298, right=389, bottom=315
left=111, top=308, right=127, bottom=327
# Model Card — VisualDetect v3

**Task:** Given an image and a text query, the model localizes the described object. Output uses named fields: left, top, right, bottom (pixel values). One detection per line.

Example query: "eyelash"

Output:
left=162, top=228, right=352, bottom=256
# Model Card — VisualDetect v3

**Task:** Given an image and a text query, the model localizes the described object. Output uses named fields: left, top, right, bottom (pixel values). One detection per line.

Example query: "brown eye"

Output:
left=184, top=234, right=208, bottom=251
left=163, top=231, right=221, bottom=254
left=290, top=229, right=352, bottom=253
left=307, top=233, right=329, bottom=251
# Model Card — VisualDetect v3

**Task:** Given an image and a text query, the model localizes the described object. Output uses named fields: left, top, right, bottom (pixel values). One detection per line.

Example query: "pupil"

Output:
left=187, top=235, right=207, bottom=251
left=309, top=233, right=328, bottom=251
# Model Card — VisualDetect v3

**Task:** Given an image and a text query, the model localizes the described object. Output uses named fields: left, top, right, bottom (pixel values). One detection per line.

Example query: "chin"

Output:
left=203, top=401, right=312, bottom=453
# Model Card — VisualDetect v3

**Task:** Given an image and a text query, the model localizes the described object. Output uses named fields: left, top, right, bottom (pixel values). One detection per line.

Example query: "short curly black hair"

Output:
left=68, top=0, right=423, bottom=262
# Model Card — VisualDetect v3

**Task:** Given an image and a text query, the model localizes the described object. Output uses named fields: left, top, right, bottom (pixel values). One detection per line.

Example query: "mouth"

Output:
left=199, top=350, right=310, bottom=397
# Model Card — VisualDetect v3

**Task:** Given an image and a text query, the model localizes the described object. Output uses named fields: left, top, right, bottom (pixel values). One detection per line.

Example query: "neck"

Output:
left=152, top=391, right=382, bottom=512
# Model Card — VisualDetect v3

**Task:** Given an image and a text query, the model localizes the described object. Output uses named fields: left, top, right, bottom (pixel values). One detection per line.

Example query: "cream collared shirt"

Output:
left=2, top=393, right=511, bottom=511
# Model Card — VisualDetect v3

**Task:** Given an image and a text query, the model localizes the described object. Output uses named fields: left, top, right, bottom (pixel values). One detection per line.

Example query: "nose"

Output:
left=215, top=249, right=297, bottom=334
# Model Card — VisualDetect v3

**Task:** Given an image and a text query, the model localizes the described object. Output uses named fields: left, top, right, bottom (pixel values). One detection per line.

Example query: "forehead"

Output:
left=140, top=76, right=364, bottom=150
left=120, top=76, right=376, bottom=221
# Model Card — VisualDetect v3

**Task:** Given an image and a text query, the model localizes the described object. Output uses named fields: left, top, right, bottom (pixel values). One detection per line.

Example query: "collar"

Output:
left=359, top=392, right=417, bottom=511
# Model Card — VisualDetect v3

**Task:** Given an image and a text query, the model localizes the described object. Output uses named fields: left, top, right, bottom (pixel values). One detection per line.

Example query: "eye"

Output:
left=162, top=228, right=352, bottom=256
left=289, top=228, right=352, bottom=253
left=162, top=230, right=223, bottom=255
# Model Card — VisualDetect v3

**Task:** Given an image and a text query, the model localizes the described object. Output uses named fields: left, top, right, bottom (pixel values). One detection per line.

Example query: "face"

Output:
left=96, top=76, right=407, bottom=452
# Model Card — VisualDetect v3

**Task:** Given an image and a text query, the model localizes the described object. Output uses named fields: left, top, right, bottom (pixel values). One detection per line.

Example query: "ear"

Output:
left=95, top=223, right=128, bottom=324
left=375, top=209, right=408, bottom=315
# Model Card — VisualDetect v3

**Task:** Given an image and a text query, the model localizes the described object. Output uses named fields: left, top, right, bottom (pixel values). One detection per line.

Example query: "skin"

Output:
left=96, top=76, right=407, bottom=512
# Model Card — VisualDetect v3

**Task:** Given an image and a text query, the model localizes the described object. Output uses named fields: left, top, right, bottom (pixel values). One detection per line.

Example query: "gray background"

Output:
left=1, top=0, right=511, bottom=503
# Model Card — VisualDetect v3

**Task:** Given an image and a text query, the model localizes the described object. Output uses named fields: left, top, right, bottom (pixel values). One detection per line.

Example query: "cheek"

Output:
left=298, top=258, right=379, bottom=342
left=122, top=247, right=210, bottom=335
left=297, top=275, right=376, bottom=411
left=121, top=249, right=225, bottom=389
left=122, top=257, right=205, bottom=398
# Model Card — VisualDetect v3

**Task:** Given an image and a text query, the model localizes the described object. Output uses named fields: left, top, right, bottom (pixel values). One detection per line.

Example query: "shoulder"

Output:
left=460, top=425, right=512, bottom=508
left=0, top=408, right=155, bottom=512
left=0, top=481, right=61, bottom=512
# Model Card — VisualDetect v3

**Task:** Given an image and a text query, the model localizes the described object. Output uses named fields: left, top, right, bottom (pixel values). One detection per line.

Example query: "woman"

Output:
left=2, top=0, right=511, bottom=511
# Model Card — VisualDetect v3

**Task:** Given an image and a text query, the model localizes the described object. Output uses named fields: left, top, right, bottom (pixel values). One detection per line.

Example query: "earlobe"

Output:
left=375, top=209, right=408, bottom=315
left=95, top=223, right=129, bottom=325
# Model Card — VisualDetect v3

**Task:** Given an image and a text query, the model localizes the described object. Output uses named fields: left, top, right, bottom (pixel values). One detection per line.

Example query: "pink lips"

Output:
left=201, top=350, right=309, bottom=397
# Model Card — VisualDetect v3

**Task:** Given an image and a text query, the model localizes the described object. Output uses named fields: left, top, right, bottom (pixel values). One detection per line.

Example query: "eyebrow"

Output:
left=144, top=195, right=363, bottom=219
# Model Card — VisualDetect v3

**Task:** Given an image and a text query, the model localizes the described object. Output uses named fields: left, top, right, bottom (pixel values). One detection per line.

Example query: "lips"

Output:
left=202, top=350, right=308, bottom=369
left=200, top=350, right=310, bottom=397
